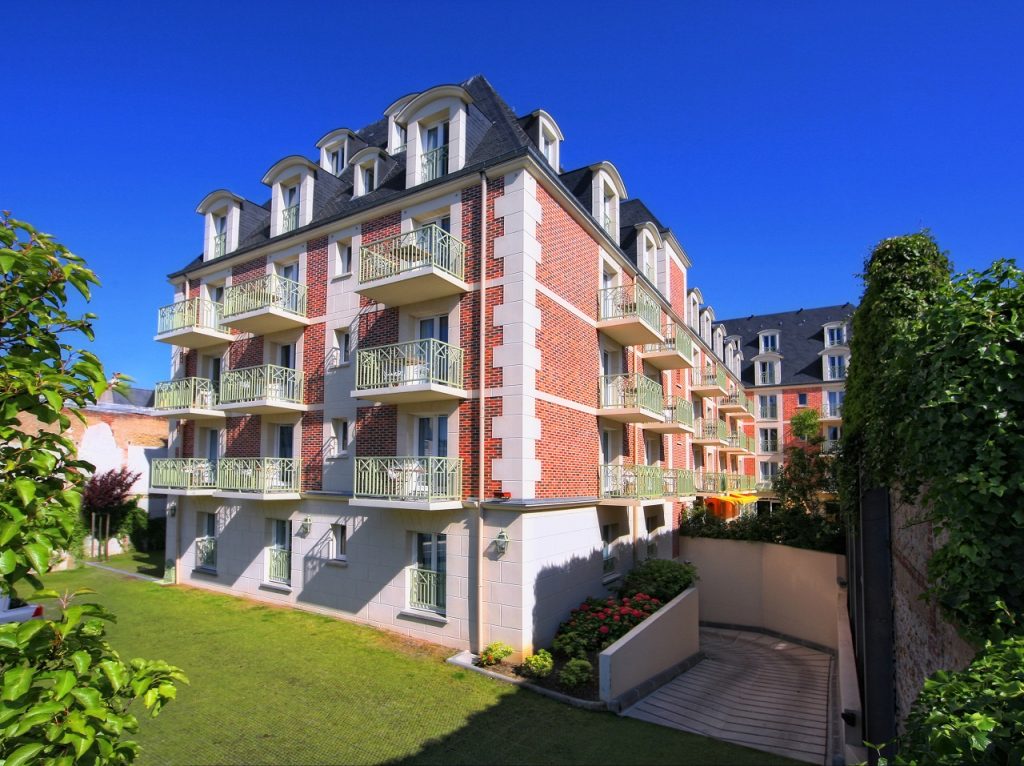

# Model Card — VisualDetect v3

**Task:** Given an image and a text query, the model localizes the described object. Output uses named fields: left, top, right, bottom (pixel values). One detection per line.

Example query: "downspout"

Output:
left=475, top=172, right=488, bottom=655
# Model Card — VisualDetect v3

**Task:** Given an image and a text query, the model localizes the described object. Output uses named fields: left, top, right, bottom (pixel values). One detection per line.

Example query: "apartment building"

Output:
left=153, top=75, right=757, bottom=656
left=716, top=305, right=853, bottom=507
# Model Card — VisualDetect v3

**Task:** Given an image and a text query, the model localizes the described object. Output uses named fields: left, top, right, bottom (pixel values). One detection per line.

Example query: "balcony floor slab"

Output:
left=212, top=491, right=301, bottom=501
left=217, top=400, right=309, bottom=415
left=357, top=269, right=469, bottom=308
left=221, top=307, right=310, bottom=335
left=640, top=350, right=695, bottom=371
left=156, top=408, right=225, bottom=421
left=353, top=498, right=463, bottom=511
left=154, top=328, right=234, bottom=349
left=598, top=319, right=663, bottom=348
left=152, top=487, right=217, bottom=497
left=351, top=384, right=469, bottom=404
left=599, top=408, right=665, bottom=424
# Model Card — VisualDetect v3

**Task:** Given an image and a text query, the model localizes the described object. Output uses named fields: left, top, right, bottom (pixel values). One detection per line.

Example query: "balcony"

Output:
left=724, top=473, right=757, bottom=492
left=756, top=479, right=775, bottom=493
left=641, top=325, right=695, bottom=370
left=759, top=405, right=779, bottom=420
left=825, top=366, right=847, bottom=382
left=597, top=285, right=663, bottom=346
left=758, top=371, right=779, bottom=386
left=724, top=432, right=756, bottom=454
left=821, top=439, right=841, bottom=455
left=422, top=146, right=449, bottom=183
left=644, top=397, right=695, bottom=434
left=353, top=456, right=463, bottom=511
left=153, top=377, right=223, bottom=420
left=221, top=274, right=309, bottom=334
left=821, top=402, right=844, bottom=420
left=663, top=468, right=696, bottom=497
left=353, top=339, right=467, bottom=403
left=690, top=366, right=728, bottom=397
left=599, top=464, right=664, bottom=502
left=357, top=224, right=467, bottom=307
left=599, top=373, right=664, bottom=424
left=692, top=418, right=728, bottom=446
left=720, top=391, right=756, bottom=420
left=218, top=365, right=306, bottom=414
left=215, top=457, right=300, bottom=500
left=759, top=440, right=780, bottom=454
left=150, top=458, right=217, bottom=496
left=694, top=471, right=726, bottom=494
left=154, top=298, right=233, bottom=348
left=408, top=567, right=445, bottom=614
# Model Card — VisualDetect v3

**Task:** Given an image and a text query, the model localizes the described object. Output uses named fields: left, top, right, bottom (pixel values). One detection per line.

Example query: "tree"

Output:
left=0, top=213, right=185, bottom=764
left=82, top=467, right=146, bottom=544
left=773, top=408, right=836, bottom=517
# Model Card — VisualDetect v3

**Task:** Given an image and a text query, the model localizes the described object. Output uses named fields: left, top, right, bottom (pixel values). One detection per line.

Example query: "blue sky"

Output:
left=4, top=2, right=1022, bottom=388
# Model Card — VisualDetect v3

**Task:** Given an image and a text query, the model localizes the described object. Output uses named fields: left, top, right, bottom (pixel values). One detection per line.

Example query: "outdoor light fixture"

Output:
left=493, top=529, right=510, bottom=556
left=299, top=516, right=312, bottom=535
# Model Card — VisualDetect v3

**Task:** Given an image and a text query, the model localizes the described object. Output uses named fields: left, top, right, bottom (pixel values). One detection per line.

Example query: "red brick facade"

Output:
left=535, top=399, right=600, bottom=498
left=355, top=405, right=397, bottom=456
left=300, top=410, right=323, bottom=491
left=225, top=414, right=261, bottom=457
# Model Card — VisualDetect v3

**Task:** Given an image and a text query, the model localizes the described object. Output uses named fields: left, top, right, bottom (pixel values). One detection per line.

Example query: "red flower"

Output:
left=599, top=625, right=610, bottom=634
left=579, top=603, right=589, bottom=611
left=613, top=615, right=621, bottom=622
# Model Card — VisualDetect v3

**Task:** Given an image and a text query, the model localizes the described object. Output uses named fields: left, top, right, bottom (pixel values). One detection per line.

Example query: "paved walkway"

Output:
left=623, top=628, right=833, bottom=764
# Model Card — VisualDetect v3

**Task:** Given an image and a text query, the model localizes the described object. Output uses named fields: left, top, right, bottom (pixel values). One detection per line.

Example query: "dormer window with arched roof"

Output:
left=350, top=147, right=386, bottom=198
left=641, top=232, right=658, bottom=284
left=397, top=85, right=474, bottom=187
left=714, top=326, right=725, bottom=359
left=700, top=309, right=713, bottom=345
left=316, top=128, right=357, bottom=177
left=262, top=156, right=318, bottom=237
left=688, top=290, right=702, bottom=331
left=524, top=109, right=564, bottom=170
left=589, top=162, right=627, bottom=244
left=196, top=190, right=244, bottom=261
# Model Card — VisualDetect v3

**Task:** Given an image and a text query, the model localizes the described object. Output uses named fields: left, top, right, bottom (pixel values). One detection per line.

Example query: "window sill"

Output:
left=399, top=609, right=448, bottom=626
left=602, top=572, right=622, bottom=586
left=259, top=582, right=292, bottom=594
left=192, top=567, right=217, bottom=577
left=329, top=361, right=352, bottom=371
left=325, top=454, right=349, bottom=461
left=325, top=559, right=348, bottom=568
left=331, top=272, right=353, bottom=282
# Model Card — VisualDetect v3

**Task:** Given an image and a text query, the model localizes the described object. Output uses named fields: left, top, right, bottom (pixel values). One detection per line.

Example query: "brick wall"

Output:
left=188, top=279, right=200, bottom=299
left=536, top=185, right=599, bottom=318
left=230, top=335, right=263, bottom=369
left=300, top=410, right=323, bottom=492
left=303, top=323, right=325, bottom=405
left=305, top=236, right=328, bottom=317
left=355, top=405, right=396, bottom=456
left=669, top=261, right=686, bottom=319
left=181, top=421, right=194, bottom=458
left=358, top=307, right=399, bottom=348
left=232, top=256, right=267, bottom=283
left=461, top=178, right=505, bottom=281
left=535, top=399, right=599, bottom=498
left=535, top=292, right=597, bottom=406
left=225, top=415, right=261, bottom=457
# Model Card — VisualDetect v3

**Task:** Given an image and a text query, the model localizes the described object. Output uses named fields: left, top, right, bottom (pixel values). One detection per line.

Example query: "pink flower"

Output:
left=599, top=625, right=610, bottom=634
left=613, top=615, right=621, bottom=622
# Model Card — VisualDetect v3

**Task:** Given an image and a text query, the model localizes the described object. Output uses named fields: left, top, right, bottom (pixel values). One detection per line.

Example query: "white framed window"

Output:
left=601, top=523, right=620, bottom=575
left=283, top=184, right=300, bottom=232
left=759, top=394, right=778, bottom=419
left=759, top=427, right=779, bottom=453
left=333, top=329, right=351, bottom=367
left=409, top=532, right=446, bottom=614
left=196, top=512, right=217, bottom=571
left=757, top=360, right=777, bottom=385
left=331, top=524, right=347, bottom=561
left=797, top=392, right=808, bottom=407
left=334, top=241, right=352, bottom=277
left=329, top=147, right=344, bottom=176
left=760, top=332, right=779, bottom=353
left=826, top=324, right=847, bottom=347
left=422, top=121, right=450, bottom=182
left=332, top=418, right=349, bottom=457
left=267, top=519, right=292, bottom=585
left=826, top=390, right=845, bottom=418
left=826, top=354, right=847, bottom=380
left=759, top=461, right=780, bottom=481
left=361, top=165, right=375, bottom=193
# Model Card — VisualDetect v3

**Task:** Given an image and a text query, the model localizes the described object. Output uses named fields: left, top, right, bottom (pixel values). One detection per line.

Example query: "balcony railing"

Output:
left=826, top=366, right=847, bottom=381
left=222, top=274, right=307, bottom=320
left=355, top=339, right=463, bottom=391
left=664, top=397, right=694, bottom=428
left=267, top=547, right=291, bottom=584
left=359, top=224, right=466, bottom=285
left=723, top=391, right=756, bottom=416
left=219, top=365, right=304, bottom=406
left=756, top=479, right=775, bottom=492
left=822, top=402, right=844, bottom=418
left=282, top=204, right=299, bottom=233
left=695, top=471, right=725, bottom=493
left=821, top=439, right=841, bottom=454
left=663, top=468, right=696, bottom=496
left=725, top=473, right=757, bottom=492
left=213, top=233, right=227, bottom=258
left=727, top=432, right=756, bottom=452
left=696, top=418, right=728, bottom=442
left=825, top=334, right=847, bottom=348
left=759, top=371, right=778, bottom=385
left=354, top=457, right=462, bottom=503
left=644, top=326, right=693, bottom=358
left=692, top=366, right=727, bottom=391
left=759, top=405, right=779, bottom=420
left=597, top=285, right=661, bottom=329
left=408, top=567, right=445, bottom=613
left=422, top=145, right=449, bottom=182
left=156, top=298, right=226, bottom=335
left=760, top=440, right=780, bottom=453
left=154, top=377, right=218, bottom=411
left=195, top=537, right=217, bottom=570
left=600, top=464, right=664, bottom=499
left=151, top=458, right=217, bottom=491
left=217, top=458, right=300, bottom=494
left=600, top=373, right=663, bottom=415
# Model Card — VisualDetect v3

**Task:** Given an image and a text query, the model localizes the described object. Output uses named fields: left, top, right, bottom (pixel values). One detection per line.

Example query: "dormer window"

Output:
left=283, top=184, right=300, bottom=232
left=825, top=354, right=847, bottom=381
left=396, top=84, right=473, bottom=187
left=541, top=132, right=556, bottom=166
left=825, top=324, right=847, bottom=347
left=329, top=148, right=344, bottom=176
left=362, top=166, right=375, bottom=193
left=213, top=215, right=227, bottom=258
left=642, top=236, right=657, bottom=283
left=527, top=110, right=564, bottom=170
left=350, top=147, right=385, bottom=198
left=601, top=188, right=616, bottom=233
left=760, top=332, right=779, bottom=353
left=422, top=121, right=449, bottom=182
left=394, top=124, right=407, bottom=153
left=196, top=190, right=244, bottom=261
left=261, top=156, right=317, bottom=237
left=316, top=128, right=355, bottom=176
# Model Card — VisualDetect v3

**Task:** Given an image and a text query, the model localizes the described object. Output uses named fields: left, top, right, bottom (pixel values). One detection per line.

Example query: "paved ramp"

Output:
left=623, top=628, right=833, bottom=764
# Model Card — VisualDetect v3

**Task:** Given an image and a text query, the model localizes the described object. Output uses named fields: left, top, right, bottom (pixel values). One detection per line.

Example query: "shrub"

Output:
left=521, top=649, right=554, bottom=678
left=552, top=594, right=661, bottom=658
left=896, top=635, right=1024, bottom=765
left=558, top=658, right=593, bottom=690
left=477, top=641, right=514, bottom=667
left=619, top=559, right=697, bottom=603
left=680, top=504, right=844, bottom=554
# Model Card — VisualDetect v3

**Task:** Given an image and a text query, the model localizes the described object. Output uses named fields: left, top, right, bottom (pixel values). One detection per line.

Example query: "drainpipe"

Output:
left=474, top=172, right=488, bottom=655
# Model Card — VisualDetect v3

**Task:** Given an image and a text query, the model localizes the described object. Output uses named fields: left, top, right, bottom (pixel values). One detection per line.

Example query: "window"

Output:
left=267, top=519, right=292, bottom=585
left=394, top=125, right=407, bottom=152
left=541, top=131, right=557, bottom=166
left=361, top=165, right=375, bottom=194
left=203, top=427, right=221, bottom=461
left=196, top=512, right=217, bottom=571
left=601, top=523, right=620, bottom=575
left=277, top=342, right=295, bottom=370
left=333, top=329, right=351, bottom=367
left=826, top=390, right=845, bottom=417
left=760, top=333, right=779, bottom=353
left=332, top=418, right=349, bottom=457
left=331, top=524, right=347, bottom=561
left=759, top=427, right=779, bottom=453
left=757, top=361, right=777, bottom=385
left=826, top=325, right=846, bottom=347
left=422, top=122, right=449, bottom=182
left=797, top=392, right=808, bottom=407
left=645, top=514, right=659, bottom=559
left=214, top=215, right=227, bottom=258
left=826, top=355, right=847, bottom=380
left=759, top=394, right=778, bottom=419
left=283, top=185, right=300, bottom=232
left=329, top=147, right=344, bottom=176
left=334, top=242, right=352, bottom=276
left=417, top=416, right=448, bottom=457
left=759, top=461, right=780, bottom=482
left=825, top=426, right=842, bottom=454
left=410, top=532, right=446, bottom=613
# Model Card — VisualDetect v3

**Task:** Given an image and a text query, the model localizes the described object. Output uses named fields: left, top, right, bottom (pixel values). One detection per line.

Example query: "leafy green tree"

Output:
left=0, top=213, right=185, bottom=764
left=789, top=408, right=822, bottom=443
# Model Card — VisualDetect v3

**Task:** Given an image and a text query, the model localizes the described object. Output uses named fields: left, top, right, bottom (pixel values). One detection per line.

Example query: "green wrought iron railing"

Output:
left=760, top=404, right=779, bottom=419
left=154, top=377, right=218, bottom=410
left=195, top=537, right=217, bottom=570
left=355, top=339, right=464, bottom=391
left=599, top=464, right=664, bottom=499
left=422, top=145, right=449, bottom=182
left=695, top=471, right=726, bottom=494
left=267, top=547, right=291, bottom=583
left=359, top=224, right=466, bottom=285
left=726, top=432, right=756, bottom=452
left=282, top=204, right=299, bottom=233
left=151, top=458, right=217, bottom=491
left=695, top=418, right=728, bottom=442
left=644, top=325, right=693, bottom=359
left=213, top=233, right=227, bottom=258
left=156, top=298, right=226, bottom=335
left=222, top=274, right=307, bottom=320
left=600, top=373, right=664, bottom=415
left=760, top=439, right=780, bottom=453
left=353, top=457, right=462, bottom=503
left=693, top=365, right=727, bottom=391
left=597, top=285, right=662, bottom=332
left=663, top=468, right=696, bottom=496
left=219, top=364, right=304, bottom=406
left=821, top=401, right=844, bottom=418
left=408, top=567, right=445, bottom=612
left=663, top=397, right=694, bottom=428
left=759, top=370, right=778, bottom=385
left=217, top=458, right=300, bottom=494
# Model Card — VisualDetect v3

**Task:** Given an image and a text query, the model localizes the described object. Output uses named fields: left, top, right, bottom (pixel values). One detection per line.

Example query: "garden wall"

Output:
left=598, top=586, right=700, bottom=706
left=679, top=537, right=844, bottom=650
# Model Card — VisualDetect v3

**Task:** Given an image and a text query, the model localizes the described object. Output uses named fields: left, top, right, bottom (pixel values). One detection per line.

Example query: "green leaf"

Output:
left=3, top=666, right=34, bottom=701
left=23, top=542, right=51, bottom=575
left=51, top=670, right=75, bottom=700
left=4, top=742, right=45, bottom=766
left=0, top=548, right=16, bottom=575
left=12, top=477, right=36, bottom=506
left=69, top=686, right=101, bottom=710
left=70, top=650, right=91, bottom=675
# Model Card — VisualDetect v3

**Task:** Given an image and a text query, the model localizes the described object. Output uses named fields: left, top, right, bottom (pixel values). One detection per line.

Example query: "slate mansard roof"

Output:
left=716, top=304, right=855, bottom=388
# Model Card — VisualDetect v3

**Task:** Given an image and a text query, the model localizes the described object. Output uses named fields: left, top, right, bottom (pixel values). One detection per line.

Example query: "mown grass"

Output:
left=43, top=567, right=796, bottom=765
left=87, top=549, right=165, bottom=578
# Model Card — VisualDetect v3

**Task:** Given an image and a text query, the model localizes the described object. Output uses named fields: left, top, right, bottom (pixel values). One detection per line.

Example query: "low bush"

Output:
left=619, top=559, right=697, bottom=603
left=477, top=641, right=514, bottom=667
left=680, top=505, right=844, bottom=554
left=558, top=658, right=592, bottom=690
left=521, top=649, right=554, bottom=678
left=552, top=594, right=661, bottom=658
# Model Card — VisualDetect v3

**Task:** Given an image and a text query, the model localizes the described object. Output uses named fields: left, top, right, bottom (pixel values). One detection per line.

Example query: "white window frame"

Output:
left=760, top=332, right=779, bottom=353
left=332, top=418, right=349, bottom=458
left=333, top=240, right=352, bottom=277
left=797, top=392, right=808, bottom=408
left=331, top=523, right=347, bottom=561
left=332, top=329, right=351, bottom=368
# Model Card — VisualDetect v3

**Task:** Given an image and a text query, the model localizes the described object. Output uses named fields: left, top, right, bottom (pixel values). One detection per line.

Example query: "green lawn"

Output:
left=87, top=549, right=165, bottom=578
left=43, top=567, right=795, bottom=765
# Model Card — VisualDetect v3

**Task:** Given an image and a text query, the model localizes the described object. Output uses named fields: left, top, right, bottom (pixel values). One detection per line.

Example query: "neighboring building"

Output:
left=716, top=304, right=854, bottom=509
left=153, top=75, right=758, bottom=657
